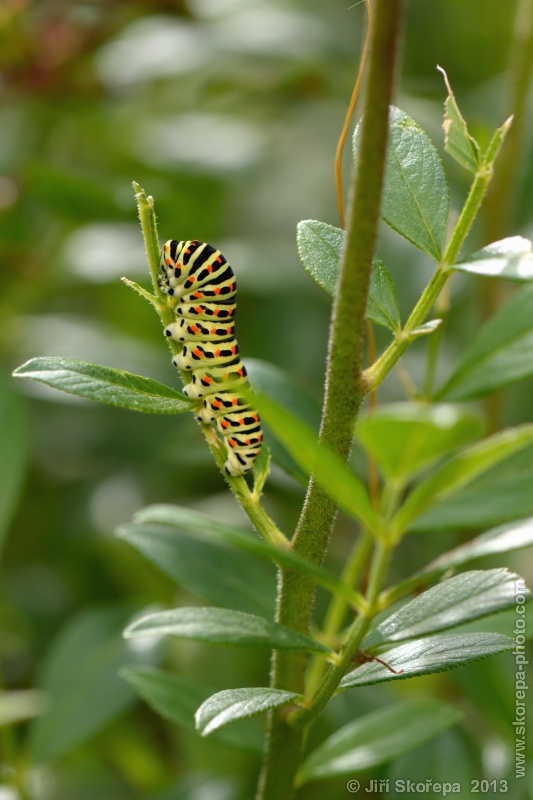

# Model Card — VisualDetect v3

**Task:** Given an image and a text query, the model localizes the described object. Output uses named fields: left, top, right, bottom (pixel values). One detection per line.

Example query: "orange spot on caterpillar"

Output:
left=191, top=325, right=199, bottom=333
left=221, top=420, right=230, bottom=428
left=232, top=398, right=238, bottom=406
left=194, top=306, right=203, bottom=314
left=215, top=349, right=221, bottom=357
left=193, top=348, right=203, bottom=358
left=214, top=287, right=221, bottom=295
left=213, top=400, right=222, bottom=408
left=193, top=291, right=202, bottom=299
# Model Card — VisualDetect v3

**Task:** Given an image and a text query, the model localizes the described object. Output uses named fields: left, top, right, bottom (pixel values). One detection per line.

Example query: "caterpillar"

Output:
left=157, top=239, right=262, bottom=476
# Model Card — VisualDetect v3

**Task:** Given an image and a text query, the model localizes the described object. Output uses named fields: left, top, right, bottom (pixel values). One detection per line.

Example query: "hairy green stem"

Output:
left=132, top=183, right=288, bottom=549
left=306, top=529, right=374, bottom=695
left=293, top=540, right=392, bottom=733
left=257, top=2, right=404, bottom=797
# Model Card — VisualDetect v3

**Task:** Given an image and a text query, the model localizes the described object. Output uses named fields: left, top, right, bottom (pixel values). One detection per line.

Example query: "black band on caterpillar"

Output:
left=158, top=239, right=262, bottom=476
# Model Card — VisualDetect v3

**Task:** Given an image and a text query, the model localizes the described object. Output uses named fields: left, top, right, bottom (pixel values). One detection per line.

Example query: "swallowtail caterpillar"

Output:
left=158, top=239, right=262, bottom=476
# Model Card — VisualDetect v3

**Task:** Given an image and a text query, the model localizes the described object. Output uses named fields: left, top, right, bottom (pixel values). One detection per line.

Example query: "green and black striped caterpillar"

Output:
left=158, top=239, right=262, bottom=476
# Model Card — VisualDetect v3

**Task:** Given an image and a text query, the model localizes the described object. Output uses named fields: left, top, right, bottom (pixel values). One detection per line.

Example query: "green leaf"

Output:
left=411, top=444, right=533, bottom=531
left=13, top=357, right=193, bottom=414
left=128, top=506, right=362, bottom=608
left=438, top=286, right=533, bottom=400
left=124, top=607, right=332, bottom=653
left=0, top=690, right=47, bottom=727
left=340, top=632, right=514, bottom=688
left=120, top=666, right=264, bottom=754
left=117, top=523, right=275, bottom=618
left=366, top=259, right=401, bottom=332
left=421, top=517, right=533, bottom=576
left=246, top=359, right=321, bottom=483
left=296, top=219, right=343, bottom=295
left=452, top=236, right=533, bottom=281
left=195, top=687, right=300, bottom=737
left=391, top=423, right=533, bottom=536
left=357, top=403, right=483, bottom=480
left=296, top=222, right=400, bottom=331
left=28, top=608, right=158, bottom=763
left=438, top=66, right=481, bottom=173
left=0, top=370, right=30, bottom=553
left=298, top=700, right=463, bottom=782
left=363, top=569, right=525, bottom=649
left=354, top=107, right=449, bottom=261
left=252, top=394, right=378, bottom=531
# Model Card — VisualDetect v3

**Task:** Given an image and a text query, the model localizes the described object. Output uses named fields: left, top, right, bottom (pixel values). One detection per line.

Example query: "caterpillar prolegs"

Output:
left=157, top=239, right=262, bottom=476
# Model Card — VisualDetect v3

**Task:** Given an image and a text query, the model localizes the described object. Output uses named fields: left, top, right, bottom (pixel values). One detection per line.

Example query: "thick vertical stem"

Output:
left=256, top=2, right=404, bottom=797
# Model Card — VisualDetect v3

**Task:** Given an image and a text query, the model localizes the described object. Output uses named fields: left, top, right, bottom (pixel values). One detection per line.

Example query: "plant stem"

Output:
left=257, top=2, right=404, bottom=796
left=132, top=183, right=288, bottom=549
left=293, top=540, right=392, bottom=732
left=305, top=529, right=374, bottom=695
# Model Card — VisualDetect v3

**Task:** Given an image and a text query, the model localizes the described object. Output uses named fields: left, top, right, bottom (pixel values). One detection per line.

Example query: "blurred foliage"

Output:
left=1, top=0, right=532, bottom=798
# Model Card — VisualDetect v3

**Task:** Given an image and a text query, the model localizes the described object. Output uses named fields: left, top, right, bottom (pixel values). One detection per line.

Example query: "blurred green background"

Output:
left=1, top=1, right=532, bottom=798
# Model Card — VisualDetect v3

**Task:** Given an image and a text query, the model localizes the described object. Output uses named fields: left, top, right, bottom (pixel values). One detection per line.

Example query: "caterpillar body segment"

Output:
left=158, top=239, right=262, bottom=476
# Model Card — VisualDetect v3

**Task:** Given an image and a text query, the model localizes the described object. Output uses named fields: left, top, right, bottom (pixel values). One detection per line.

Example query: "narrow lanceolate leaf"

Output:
left=421, top=517, right=533, bottom=577
left=130, top=506, right=363, bottom=608
left=362, top=569, right=525, bottom=649
left=354, top=107, right=449, bottom=262
left=438, top=66, right=481, bottom=173
left=13, top=357, right=193, bottom=414
left=124, top=607, right=332, bottom=653
left=253, top=394, right=378, bottom=531
left=357, top=403, right=483, bottom=480
left=120, top=665, right=263, bottom=753
left=452, top=237, right=533, bottom=281
left=410, top=444, right=533, bottom=531
left=340, top=632, right=514, bottom=689
left=296, top=221, right=400, bottom=331
left=246, top=358, right=321, bottom=484
left=391, top=423, right=533, bottom=536
left=116, top=523, right=276, bottom=618
left=437, top=286, right=533, bottom=400
left=195, top=688, right=300, bottom=737
left=298, top=700, right=462, bottom=783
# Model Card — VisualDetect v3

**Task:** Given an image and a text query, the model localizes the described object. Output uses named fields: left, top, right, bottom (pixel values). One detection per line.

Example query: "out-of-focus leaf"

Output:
left=25, top=161, right=121, bottom=221
left=452, top=236, right=533, bottom=281
left=354, top=107, right=449, bottom=261
left=437, top=286, right=533, bottom=400
left=121, top=666, right=263, bottom=754
left=0, top=690, right=47, bottom=727
left=246, top=359, right=321, bottom=483
left=195, top=687, right=300, bottom=736
left=362, top=570, right=525, bottom=649
left=298, top=700, right=462, bottom=782
left=340, top=632, right=513, bottom=688
left=357, top=403, right=483, bottom=479
left=253, top=393, right=378, bottom=531
left=124, top=607, right=331, bottom=653
left=296, top=221, right=400, bottom=331
left=439, top=66, right=481, bottom=173
left=392, top=423, right=533, bottom=536
left=410, top=444, right=533, bottom=531
left=116, top=522, right=275, bottom=618
left=127, top=507, right=362, bottom=608
left=0, top=370, right=29, bottom=553
left=13, top=357, right=193, bottom=413
left=28, top=608, right=158, bottom=763
left=420, top=517, right=533, bottom=576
